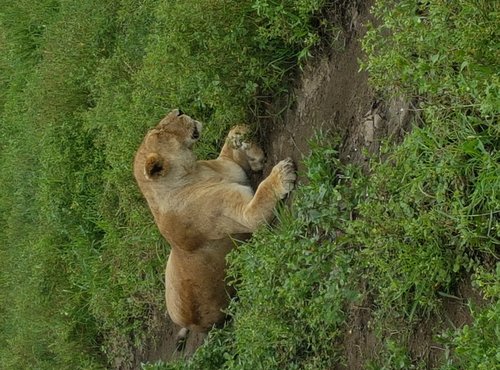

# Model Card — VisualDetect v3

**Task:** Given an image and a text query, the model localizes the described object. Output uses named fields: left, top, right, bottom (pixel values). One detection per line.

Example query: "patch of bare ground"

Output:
left=129, top=1, right=485, bottom=368
left=128, top=308, right=206, bottom=368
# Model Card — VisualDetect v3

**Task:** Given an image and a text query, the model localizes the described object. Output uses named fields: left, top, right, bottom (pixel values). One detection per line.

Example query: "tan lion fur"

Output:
left=134, top=109, right=296, bottom=334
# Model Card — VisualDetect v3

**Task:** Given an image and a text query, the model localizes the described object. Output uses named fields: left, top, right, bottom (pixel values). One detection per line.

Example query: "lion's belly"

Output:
left=164, top=240, right=236, bottom=331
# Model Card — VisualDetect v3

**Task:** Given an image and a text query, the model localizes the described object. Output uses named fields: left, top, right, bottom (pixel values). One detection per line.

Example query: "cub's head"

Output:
left=134, top=109, right=203, bottom=183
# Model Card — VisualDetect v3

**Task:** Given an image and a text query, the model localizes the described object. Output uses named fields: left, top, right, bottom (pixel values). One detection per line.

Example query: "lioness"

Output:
left=133, top=109, right=295, bottom=338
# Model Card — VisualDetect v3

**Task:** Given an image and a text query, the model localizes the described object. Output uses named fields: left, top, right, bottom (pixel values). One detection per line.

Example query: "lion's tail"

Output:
left=175, top=327, right=189, bottom=351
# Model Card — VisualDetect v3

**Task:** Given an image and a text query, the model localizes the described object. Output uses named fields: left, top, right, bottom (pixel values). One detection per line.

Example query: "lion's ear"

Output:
left=144, top=153, right=169, bottom=180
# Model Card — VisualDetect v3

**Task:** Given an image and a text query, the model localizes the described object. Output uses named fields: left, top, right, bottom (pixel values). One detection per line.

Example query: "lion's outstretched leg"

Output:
left=242, top=158, right=296, bottom=229
left=218, top=125, right=265, bottom=171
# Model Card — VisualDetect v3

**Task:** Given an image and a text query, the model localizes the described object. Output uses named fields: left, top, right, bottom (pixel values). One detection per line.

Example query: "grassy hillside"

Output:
left=0, top=0, right=326, bottom=368
left=0, top=0, right=498, bottom=369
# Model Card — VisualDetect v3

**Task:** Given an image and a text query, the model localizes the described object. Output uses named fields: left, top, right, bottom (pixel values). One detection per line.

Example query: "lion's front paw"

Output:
left=272, top=158, right=296, bottom=198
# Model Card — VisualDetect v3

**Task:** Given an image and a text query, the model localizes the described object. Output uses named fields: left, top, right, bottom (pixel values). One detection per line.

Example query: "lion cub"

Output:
left=134, top=109, right=296, bottom=338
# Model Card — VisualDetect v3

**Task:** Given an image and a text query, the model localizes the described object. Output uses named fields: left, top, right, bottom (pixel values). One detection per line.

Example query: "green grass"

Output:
left=358, top=0, right=499, bottom=328
left=1, top=0, right=498, bottom=369
left=0, top=0, right=327, bottom=368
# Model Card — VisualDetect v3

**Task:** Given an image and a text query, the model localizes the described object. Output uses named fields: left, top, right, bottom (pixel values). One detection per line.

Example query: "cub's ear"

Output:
left=144, top=153, right=169, bottom=180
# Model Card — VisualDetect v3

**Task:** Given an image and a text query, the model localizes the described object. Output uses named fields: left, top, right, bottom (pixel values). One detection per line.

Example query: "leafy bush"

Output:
left=222, top=143, right=358, bottom=369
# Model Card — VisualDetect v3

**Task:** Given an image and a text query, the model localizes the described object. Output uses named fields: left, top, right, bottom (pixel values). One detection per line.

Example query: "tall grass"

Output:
left=0, top=0, right=326, bottom=368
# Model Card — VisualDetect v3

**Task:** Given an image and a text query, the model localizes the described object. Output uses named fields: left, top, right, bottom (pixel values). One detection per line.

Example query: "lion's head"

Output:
left=134, top=109, right=203, bottom=183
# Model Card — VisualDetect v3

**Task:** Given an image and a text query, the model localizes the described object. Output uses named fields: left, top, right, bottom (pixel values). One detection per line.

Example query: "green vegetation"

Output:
left=359, top=3, right=499, bottom=366
left=1, top=0, right=498, bottom=369
left=0, top=0, right=326, bottom=369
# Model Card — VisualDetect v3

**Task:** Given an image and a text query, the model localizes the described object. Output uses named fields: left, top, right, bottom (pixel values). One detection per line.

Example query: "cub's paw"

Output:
left=227, top=125, right=252, bottom=150
left=244, top=144, right=265, bottom=172
left=227, top=125, right=265, bottom=171
left=271, top=158, right=296, bottom=198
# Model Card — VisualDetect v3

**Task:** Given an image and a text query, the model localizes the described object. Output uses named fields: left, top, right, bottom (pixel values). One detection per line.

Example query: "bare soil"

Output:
left=128, top=2, right=484, bottom=368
